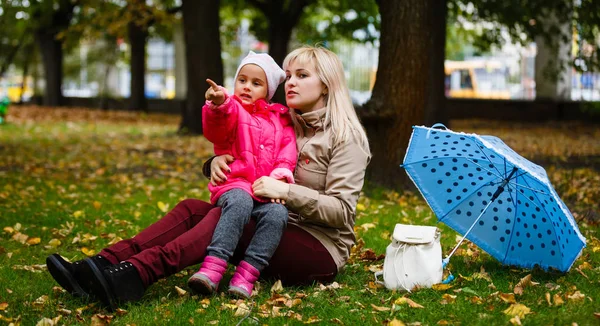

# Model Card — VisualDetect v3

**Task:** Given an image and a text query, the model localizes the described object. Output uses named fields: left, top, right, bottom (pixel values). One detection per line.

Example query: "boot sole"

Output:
left=82, top=259, right=118, bottom=311
left=46, top=254, right=88, bottom=299
left=188, top=274, right=216, bottom=295
left=228, top=286, right=251, bottom=299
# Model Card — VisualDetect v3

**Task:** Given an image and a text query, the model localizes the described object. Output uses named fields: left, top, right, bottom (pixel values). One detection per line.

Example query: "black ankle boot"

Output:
left=46, top=254, right=112, bottom=298
left=83, top=260, right=146, bottom=311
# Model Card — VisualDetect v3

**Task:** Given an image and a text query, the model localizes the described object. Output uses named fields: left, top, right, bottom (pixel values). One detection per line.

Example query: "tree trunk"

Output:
left=35, top=30, right=64, bottom=106
left=362, top=0, right=441, bottom=189
left=128, top=21, right=148, bottom=111
left=180, top=0, right=223, bottom=134
left=267, top=23, right=293, bottom=104
left=424, top=0, right=448, bottom=126
left=19, top=43, right=34, bottom=104
left=0, top=32, right=26, bottom=78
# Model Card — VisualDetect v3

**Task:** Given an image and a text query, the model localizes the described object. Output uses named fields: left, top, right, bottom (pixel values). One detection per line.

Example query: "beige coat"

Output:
left=286, top=107, right=371, bottom=271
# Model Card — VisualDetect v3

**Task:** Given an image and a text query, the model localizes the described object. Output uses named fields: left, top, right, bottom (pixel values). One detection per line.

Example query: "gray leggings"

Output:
left=207, top=188, right=288, bottom=271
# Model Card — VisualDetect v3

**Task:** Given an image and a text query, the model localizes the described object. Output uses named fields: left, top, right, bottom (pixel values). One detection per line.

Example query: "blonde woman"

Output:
left=46, top=46, right=370, bottom=310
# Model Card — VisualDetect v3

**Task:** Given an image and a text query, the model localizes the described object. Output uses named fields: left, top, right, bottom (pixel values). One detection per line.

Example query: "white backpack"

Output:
left=374, top=224, right=443, bottom=291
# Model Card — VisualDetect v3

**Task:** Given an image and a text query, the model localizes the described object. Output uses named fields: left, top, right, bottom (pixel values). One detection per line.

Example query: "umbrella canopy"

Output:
left=402, top=125, right=586, bottom=272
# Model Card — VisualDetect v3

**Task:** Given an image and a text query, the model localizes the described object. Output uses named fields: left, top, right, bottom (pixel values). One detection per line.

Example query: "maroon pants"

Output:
left=99, top=199, right=337, bottom=286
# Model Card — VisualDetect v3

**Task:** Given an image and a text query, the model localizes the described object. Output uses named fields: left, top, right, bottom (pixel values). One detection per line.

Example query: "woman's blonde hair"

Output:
left=283, top=46, right=369, bottom=151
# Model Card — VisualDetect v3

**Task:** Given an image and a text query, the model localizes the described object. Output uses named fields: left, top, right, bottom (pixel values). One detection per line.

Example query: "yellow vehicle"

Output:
left=0, top=76, right=34, bottom=102
left=445, top=60, right=511, bottom=99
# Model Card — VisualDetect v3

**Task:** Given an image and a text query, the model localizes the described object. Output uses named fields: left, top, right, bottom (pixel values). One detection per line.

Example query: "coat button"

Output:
left=260, top=144, right=265, bottom=149
left=305, top=159, right=310, bottom=164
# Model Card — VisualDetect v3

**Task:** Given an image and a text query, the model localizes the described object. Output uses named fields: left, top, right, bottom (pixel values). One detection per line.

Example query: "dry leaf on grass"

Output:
left=432, top=284, right=453, bottom=291
left=509, top=315, right=522, bottom=325
left=36, top=316, right=61, bottom=326
left=394, top=297, right=424, bottom=308
left=81, top=247, right=95, bottom=257
left=441, top=294, right=456, bottom=304
left=499, top=293, right=517, bottom=304
left=271, top=280, right=284, bottom=293
left=27, top=237, right=41, bottom=245
left=553, top=293, right=565, bottom=306
left=304, top=316, right=321, bottom=324
left=371, top=304, right=391, bottom=312
left=389, top=319, right=406, bottom=326
left=567, top=291, right=585, bottom=302
left=503, top=303, right=531, bottom=319
left=0, top=303, right=7, bottom=310
left=175, top=286, right=187, bottom=296
left=513, top=274, right=538, bottom=295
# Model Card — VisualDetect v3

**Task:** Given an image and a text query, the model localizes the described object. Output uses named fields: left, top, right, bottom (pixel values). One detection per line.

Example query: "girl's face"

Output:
left=234, top=64, right=268, bottom=105
left=284, top=59, right=327, bottom=113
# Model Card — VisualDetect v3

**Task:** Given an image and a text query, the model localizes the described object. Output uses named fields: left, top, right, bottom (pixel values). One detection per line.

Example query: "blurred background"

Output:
left=1, top=0, right=598, bottom=106
left=1, top=0, right=599, bottom=186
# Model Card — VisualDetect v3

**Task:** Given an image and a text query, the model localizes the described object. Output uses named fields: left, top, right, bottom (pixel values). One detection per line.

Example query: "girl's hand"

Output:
left=210, top=154, right=235, bottom=186
left=252, top=176, right=290, bottom=203
left=205, top=79, right=225, bottom=105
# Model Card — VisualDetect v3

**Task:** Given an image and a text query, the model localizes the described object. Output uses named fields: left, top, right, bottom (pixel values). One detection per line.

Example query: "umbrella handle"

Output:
left=426, top=123, right=449, bottom=139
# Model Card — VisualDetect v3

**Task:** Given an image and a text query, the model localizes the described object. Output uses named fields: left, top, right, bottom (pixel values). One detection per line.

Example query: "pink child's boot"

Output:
left=228, top=261, right=260, bottom=299
left=188, top=256, right=227, bottom=295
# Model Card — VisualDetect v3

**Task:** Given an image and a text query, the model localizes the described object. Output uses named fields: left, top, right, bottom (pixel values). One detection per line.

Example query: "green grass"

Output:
left=1, top=106, right=599, bottom=325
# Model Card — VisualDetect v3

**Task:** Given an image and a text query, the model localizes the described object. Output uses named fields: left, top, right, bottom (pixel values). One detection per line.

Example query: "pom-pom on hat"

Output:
left=234, top=51, right=285, bottom=101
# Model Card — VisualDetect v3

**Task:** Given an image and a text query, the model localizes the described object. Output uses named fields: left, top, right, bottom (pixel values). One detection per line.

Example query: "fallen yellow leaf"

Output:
left=3, top=226, right=14, bottom=234
left=0, top=302, right=7, bottom=310
left=81, top=247, right=95, bottom=257
left=432, top=284, right=453, bottom=291
left=371, top=304, right=391, bottom=312
left=545, top=292, right=552, bottom=306
left=48, top=238, right=62, bottom=248
left=389, top=318, right=406, bottom=326
left=271, top=280, right=284, bottom=293
left=567, top=291, right=585, bottom=302
left=553, top=293, right=565, bottom=306
left=359, top=223, right=377, bottom=231
left=394, top=297, right=424, bottom=308
left=577, top=262, right=592, bottom=270
left=500, top=293, right=516, bottom=304
left=175, top=286, right=187, bottom=296
left=441, top=294, right=457, bottom=304
left=26, top=237, right=41, bottom=246
left=157, top=201, right=169, bottom=213
left=304, top=316, right=321, bottom=324
left=503, top=303, right=531, bottom=319
left=93, top=201, right=102, bottom=210
left=509, top=315, right=522, bottom=325
left=513, top=274, right=538, bottom=295
left=356, top=203, right=366, bottom=211
left=73, top=210, right=84, bottom=218
left=12, top=232, right=28, bottom=244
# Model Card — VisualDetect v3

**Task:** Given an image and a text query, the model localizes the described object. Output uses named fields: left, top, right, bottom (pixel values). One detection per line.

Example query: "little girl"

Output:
left=188, top=51, right=297, bottom=298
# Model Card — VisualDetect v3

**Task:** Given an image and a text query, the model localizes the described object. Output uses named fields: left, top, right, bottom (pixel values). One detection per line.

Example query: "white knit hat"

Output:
left=234, top=51, right=285, bottom=101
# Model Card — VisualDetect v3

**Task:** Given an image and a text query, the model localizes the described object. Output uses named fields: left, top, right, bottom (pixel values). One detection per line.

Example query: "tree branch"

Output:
left=247, top=0, right=268, bottom=15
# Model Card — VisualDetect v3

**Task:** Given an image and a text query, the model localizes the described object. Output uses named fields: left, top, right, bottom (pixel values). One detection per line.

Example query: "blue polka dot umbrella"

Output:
left=401, top=124, right=586, bottom=272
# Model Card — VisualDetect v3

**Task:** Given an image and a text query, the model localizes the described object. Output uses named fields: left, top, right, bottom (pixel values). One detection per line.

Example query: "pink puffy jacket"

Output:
left=202, top=90, right=297, bottom=204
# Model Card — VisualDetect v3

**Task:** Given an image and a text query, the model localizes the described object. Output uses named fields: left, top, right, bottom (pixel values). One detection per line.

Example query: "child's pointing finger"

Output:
left=206, top=79, right=220, bottom=92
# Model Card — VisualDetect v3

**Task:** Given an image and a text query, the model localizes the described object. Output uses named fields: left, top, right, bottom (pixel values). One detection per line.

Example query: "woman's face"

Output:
left=234, top=64, right=268, bottom=105
left=284, top=59, right=327, bottom=113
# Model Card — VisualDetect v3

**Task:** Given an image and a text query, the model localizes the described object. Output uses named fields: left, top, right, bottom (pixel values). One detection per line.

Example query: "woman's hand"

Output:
left=210, top=154, right=235, bottom=186
left=253, top=176, right=290, bottom=204
left=205, top=79, right=225, bottom=105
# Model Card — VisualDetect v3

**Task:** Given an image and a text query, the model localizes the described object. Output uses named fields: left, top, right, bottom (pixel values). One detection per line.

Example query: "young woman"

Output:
left=46, top=46, right=370, bottom=311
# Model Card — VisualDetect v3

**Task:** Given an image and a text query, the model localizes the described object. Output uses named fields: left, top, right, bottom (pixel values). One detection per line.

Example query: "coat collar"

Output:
left=295, top=107, right=327, bottom=130
left=233, top=96, right=289, bottom=115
